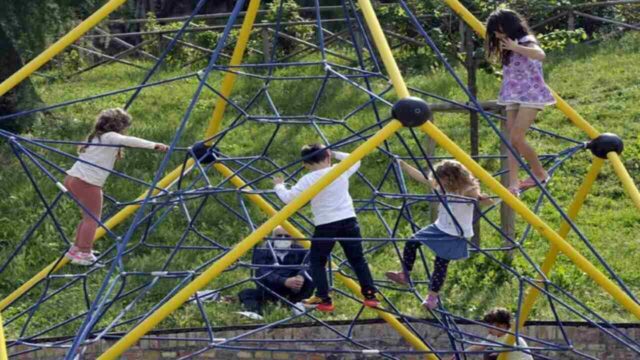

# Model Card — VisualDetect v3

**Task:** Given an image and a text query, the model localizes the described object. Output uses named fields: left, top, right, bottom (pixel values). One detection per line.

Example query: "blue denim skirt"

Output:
left=413, top=224, right=469, bottom=260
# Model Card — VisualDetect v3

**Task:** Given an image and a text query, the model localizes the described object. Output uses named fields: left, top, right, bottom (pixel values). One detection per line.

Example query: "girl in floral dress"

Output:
left=485, top=9, right=556, bottom=196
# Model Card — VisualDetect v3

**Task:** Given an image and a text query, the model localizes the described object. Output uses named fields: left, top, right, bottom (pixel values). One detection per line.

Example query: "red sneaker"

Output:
left=316, top=301, right=335, bottom=312
left=303, top=296, right=334, bottom=312
left=363, top=298, right=380, bottom=308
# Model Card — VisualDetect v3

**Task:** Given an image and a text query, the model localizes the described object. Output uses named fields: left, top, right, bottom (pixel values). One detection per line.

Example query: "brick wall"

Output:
left=11, top=320, right=639, bottom=359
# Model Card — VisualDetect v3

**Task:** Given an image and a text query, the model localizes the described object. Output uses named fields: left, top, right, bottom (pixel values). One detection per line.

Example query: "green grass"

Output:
left=1, top=32, right=639, bottom=340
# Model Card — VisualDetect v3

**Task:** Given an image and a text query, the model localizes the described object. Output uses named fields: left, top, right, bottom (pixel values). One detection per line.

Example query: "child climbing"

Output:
left=64, top=108, right=168, bottom=266
left=386, top=159, right=493, bottom=310
left=485, top=8, right=556, bottom=196
left=273, top=144, right=379, bottom=312
left=447, top=307, right=533, bottom=360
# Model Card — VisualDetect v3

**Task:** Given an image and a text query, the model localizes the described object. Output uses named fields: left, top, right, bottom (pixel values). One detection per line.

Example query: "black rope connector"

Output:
left=191, top=141, right=219, bottom=164
left=586, top=133, right=623, bottom=159
left=391, top=96, right=432, bottom=127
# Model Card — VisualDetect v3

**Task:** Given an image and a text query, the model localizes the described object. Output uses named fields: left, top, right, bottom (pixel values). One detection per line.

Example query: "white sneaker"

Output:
left=65, top=249, right=99, bottom=266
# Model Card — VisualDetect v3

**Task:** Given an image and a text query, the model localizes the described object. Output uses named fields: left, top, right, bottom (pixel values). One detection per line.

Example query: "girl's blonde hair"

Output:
left=428, top=160, right=478, bottom=195
left=79, top=108, right=132, bottom=158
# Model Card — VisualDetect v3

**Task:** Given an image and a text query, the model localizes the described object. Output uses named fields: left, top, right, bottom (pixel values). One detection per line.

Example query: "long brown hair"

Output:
left=485, top=8, right=533, bottom=66
left=79, top=108, right=132, bottom=158
left=428, top=160, right=478, bottom=195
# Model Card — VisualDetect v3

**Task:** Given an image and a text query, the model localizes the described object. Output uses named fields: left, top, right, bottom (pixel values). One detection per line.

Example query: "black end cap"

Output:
left=391, top=96, right=432, bottom=127
left=191, top=141, right=219, bottom=164
left=586, top=133, right=623, bottom=159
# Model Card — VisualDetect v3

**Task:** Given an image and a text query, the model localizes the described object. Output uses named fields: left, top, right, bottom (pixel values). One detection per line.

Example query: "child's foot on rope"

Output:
left=65, top=248, right=100, bottom=266
left=518, top=174, right=550, bottom=192
left=422, top=293, right=439, bottom=310
left=303, top=296, right=334, bottom=312
left=385, top=270, right=409, bottom=285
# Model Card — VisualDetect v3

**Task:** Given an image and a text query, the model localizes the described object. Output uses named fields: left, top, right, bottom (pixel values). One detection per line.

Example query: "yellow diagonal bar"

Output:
left=0, top=162, right=193, bottom=311
left=214, top=162, right=435, bottom=358
left=608, top=152, right=640, bottom=210
left=98, top=120, right=404, bottom=360
left=204, top=0, right=261, bottom=139
left=0, top=312, right=7, bottom=360
left=419, top=121, right=640, bottom=319
left=357, top=0, right=409, bottom=98
left=0, top=0, right=128, bottom=97
left=498, top=157, right=604, bottom=360
left=0, top=0, right=262, bottom=313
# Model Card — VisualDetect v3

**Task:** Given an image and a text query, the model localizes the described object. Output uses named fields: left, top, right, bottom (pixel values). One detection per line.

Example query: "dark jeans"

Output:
left=310, top=217, right=376, bottom=299
left=239, top=278, right=314, bottom=314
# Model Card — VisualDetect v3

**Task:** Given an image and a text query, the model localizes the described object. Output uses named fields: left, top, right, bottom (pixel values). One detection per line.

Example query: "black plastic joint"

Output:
left=191, top=141, right=219, bottom=164
left=586, top=133, right=624, bottom=159
left=391, top=96, right=432, bottom=127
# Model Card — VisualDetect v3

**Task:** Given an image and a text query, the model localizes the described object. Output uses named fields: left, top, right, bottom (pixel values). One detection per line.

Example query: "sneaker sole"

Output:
left=316, top=305, right=335, bottom=312
left=363, top=300, right=380, bottom=308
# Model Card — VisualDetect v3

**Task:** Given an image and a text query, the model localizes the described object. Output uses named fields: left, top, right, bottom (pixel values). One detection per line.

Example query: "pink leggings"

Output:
left=64, top=176, right=103, bottom=252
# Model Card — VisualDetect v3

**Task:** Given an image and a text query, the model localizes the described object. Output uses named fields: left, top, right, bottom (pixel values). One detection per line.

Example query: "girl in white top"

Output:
left=386, top=159, right=493, bottom=310
left=64, top=108, right=168, bottom=266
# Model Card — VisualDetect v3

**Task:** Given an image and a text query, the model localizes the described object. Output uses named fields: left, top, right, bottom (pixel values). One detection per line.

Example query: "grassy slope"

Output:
left=1, top=33, right=639, bottom=338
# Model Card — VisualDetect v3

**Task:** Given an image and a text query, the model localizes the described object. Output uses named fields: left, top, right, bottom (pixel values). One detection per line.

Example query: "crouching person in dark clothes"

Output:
left=238, top=226, right=314, bottom=315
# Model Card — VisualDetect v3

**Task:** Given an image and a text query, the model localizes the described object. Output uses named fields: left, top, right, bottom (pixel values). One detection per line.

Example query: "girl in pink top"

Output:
left=65, top=108, right=168, bottom=266
left=485, top=9, right=556, bottom=196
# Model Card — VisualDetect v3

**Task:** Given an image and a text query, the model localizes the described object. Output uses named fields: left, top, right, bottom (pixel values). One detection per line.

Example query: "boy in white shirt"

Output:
left=449, top=307, right=534, bottom=360
left=273, top=144, right=378, bottom=312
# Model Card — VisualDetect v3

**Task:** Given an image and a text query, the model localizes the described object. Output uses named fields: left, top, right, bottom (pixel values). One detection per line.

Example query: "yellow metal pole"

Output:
left=213, top=163, right=437, bottom=358
left=497, top=158, right=604, bottom=360
left=419, top=121, right=640, bottom=319
left=98, top=120, right=404, bottom=360
left=204, top=0, right=261, bottom=139
left=442, top=0, right=487, bottom=38
left=357, top=0, right=409, bottom=98
left=0, top=0, right=128, bottom=97
left=0, top=312, right=7, bottom=360
left=0, top=161, right=194, bottom=311
left=608, top=153, right=640, bottom=210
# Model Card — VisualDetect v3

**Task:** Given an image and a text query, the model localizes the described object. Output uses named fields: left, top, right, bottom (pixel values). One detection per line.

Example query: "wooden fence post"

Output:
left=568, top=9, right=576, bottom=31
left=262, top=26, right=271, bottom=62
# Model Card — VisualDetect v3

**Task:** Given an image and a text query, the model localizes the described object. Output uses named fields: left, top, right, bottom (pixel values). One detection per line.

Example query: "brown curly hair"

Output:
left=79, top=108, right=132, bottom=158
left=428, top=160, right=478, bottom=195
left=482, top=307, right=512, bottom=327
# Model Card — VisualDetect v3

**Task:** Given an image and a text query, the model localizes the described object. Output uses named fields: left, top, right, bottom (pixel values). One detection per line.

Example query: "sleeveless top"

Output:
left=434, top=200, right=475, bottom=238
left=498, top=35, right=556, bottom=107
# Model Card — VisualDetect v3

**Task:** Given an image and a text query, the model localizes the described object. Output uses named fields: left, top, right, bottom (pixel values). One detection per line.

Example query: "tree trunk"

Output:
left=0, top=25, right=43, bottom=133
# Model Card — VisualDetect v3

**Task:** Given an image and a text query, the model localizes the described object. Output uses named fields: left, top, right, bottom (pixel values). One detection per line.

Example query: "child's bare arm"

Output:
left=464, top=184, right=495, bottom=206
left=398, top=160, right=429, bottom=184
left=501, top=38, right=546, bottom=61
